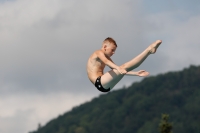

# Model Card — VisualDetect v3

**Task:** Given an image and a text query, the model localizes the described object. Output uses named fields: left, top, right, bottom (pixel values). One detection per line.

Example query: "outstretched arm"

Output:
left=126, top=70, right=149, bottom=77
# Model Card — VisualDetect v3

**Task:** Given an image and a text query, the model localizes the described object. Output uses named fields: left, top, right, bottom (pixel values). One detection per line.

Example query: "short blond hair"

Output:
left=103, top=37, right=117, bottom=47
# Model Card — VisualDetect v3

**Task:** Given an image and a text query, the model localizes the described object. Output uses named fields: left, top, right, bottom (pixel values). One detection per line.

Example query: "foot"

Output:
left=149, top=40, right=162, bottom=54
left=137, top=70, right=149, bottom=77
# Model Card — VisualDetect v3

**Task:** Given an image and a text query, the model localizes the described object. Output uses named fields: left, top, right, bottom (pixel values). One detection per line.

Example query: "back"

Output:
left=87, top=50, right=106, bottom=84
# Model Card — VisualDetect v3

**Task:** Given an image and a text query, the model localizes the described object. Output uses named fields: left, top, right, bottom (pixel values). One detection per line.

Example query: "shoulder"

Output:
left=90, top=50, right=106, bottom=62
left=94, top=50, right=105, bottom=57
left=94, top=49, right=103, bottom=54
left=89, top=50, right=101, bottom=60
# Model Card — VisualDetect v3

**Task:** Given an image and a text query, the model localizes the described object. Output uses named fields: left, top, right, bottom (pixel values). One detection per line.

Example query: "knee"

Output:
left=120, top=64, right=128, bottom=70
left=120, top=64, right=126, bottom=68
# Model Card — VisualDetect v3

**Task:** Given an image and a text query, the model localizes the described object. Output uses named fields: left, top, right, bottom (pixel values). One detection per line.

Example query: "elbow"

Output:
left=104, top=60, right=108, bottom=65
left=104, top=60, right=110, bottom=66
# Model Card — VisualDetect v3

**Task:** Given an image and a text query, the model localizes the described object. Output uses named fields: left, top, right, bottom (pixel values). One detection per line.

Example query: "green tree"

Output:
left=159, top=114, right=173, bottom=133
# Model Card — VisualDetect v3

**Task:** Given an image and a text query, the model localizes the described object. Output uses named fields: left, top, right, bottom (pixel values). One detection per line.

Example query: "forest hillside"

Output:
left=30, top=65, right=200, bottom=133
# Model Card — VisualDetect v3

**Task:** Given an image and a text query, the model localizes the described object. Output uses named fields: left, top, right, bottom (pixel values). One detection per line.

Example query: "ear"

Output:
left=103, top=44, right=107, bottom=49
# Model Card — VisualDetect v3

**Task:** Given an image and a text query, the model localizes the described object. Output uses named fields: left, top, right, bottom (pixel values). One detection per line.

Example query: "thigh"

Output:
left=101, top=69, right=124, bottom=89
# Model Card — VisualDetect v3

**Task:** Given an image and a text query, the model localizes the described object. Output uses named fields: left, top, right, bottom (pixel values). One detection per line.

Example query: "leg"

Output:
left=121, top=40, right=162, bottom=71
left=101, top=40, right=162, bottom=90
left=101, top=69, right=124, bottom=89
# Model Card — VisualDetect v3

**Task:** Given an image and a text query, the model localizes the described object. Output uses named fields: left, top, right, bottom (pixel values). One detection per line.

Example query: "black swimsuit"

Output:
left=95, top=76, right=111, bottom=92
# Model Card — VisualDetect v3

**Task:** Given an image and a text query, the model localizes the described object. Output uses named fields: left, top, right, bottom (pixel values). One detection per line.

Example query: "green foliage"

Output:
left=30, top=65, right=200, bottom=133
left=159, top=114, right=173, bottom=133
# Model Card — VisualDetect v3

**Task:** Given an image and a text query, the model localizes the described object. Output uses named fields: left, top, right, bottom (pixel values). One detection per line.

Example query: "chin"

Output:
left=106, top=54, right=111, bottom=57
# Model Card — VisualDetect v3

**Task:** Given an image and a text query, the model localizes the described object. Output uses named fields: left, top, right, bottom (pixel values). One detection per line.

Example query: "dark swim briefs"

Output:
left=95, top=76, right=111, bottom=92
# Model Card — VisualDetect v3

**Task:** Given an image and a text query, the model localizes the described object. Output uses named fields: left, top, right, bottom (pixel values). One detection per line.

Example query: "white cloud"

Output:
left=0, top=0, right=200, bottom=133
left=0, top=0, right=144, bottom=132
left=141, top=10, right=200, bottom=73
left=0, top=0, right=143, bottom=93
left=0, top=91, right=94, bottom=133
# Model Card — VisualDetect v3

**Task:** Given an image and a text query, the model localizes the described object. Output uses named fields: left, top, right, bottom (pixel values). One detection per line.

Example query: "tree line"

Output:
left=30, top=65, right=200, bottom=133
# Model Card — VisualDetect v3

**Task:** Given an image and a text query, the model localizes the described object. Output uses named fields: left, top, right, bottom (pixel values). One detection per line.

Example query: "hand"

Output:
left=116, top=67, right=127, bottom=75
left=137, top=70, right=149, bottom=77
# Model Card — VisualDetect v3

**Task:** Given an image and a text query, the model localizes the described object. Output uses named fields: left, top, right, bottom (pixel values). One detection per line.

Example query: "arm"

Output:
left=125, top=71, right=138, bottom=76
left=96, top=50, right=127, bottom=74
left=107, top=56, right=117, bottom=69
left=126, top=70, right=149, bottom=77
left=96, top=50, right=118, bottom=69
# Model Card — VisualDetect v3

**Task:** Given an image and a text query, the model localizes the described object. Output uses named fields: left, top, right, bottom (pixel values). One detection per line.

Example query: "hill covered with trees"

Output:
left=30, top=65, right=200, bottom=133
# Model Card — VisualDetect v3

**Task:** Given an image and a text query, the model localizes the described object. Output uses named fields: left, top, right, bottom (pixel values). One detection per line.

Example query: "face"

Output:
left=104, top=42, right=117, bottom=57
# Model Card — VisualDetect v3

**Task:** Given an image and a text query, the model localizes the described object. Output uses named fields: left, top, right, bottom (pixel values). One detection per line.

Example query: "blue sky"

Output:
left=0, top=0, right=200, bottom=133
left=143, top=0, right=200, bottom=14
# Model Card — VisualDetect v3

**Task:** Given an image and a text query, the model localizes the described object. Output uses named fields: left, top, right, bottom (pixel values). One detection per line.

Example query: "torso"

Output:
left=87, top=50, right=105, bottom=84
